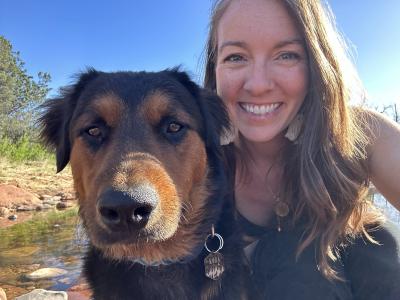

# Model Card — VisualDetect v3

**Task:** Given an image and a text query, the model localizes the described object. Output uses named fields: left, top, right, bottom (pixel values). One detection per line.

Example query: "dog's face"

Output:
left=40, top=69, right=229, bottom=264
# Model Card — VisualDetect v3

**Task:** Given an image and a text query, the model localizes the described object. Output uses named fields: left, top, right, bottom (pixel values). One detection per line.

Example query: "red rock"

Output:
left=68, top=281, right=92, bottom=300
left=68, top=291, right=91, bottom=300
left=0, top=184, right=41, bottom=209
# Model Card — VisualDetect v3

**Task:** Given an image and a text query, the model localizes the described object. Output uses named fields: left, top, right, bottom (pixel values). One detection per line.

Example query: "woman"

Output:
left=203, top=0, right=400, bottom=299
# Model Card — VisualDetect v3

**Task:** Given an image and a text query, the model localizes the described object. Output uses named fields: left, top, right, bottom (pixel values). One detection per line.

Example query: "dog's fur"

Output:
left=39, top=68, right=248, bottom=299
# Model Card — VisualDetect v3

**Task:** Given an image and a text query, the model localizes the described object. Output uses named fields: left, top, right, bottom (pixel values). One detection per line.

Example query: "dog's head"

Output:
left=39, top=68, right=230, bottom=265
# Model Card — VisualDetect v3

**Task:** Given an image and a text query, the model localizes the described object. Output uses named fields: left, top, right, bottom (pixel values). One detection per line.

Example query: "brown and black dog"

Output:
left=39, top=68, right=249, bottom=299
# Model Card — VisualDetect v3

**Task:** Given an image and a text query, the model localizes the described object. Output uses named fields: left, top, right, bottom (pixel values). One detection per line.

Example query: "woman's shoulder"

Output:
left=352, top=106, right=400, bottom=208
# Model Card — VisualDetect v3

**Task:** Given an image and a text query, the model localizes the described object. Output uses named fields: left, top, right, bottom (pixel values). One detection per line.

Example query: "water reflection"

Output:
left=0, top=209, right=87, bottom=299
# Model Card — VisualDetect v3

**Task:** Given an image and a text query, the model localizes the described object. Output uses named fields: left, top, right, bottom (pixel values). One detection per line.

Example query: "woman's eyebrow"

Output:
left=218, top=38, right=305, bottom=53
left=273, top=38, right=305, bottom=50
left=218, top=40, right=247, bottom=52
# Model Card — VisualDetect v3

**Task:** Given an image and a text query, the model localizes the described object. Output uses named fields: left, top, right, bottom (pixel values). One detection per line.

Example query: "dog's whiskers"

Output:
left=180, top=202, right=193, bottom=224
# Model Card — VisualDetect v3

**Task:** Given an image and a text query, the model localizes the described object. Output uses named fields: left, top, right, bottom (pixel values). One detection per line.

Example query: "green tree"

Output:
left=0, top=35, right=51, bottom=141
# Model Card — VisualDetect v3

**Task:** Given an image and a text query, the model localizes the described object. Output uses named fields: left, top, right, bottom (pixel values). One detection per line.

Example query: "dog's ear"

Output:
left=39, top=68, right=100, bottom=172
left=197, top=88, right=230, bottom=148
left=165, top=68, right=230, bottom=149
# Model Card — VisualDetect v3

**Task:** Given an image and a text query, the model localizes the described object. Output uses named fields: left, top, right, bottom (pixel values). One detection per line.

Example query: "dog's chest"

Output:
left=84, top=247, right=210, bottom=300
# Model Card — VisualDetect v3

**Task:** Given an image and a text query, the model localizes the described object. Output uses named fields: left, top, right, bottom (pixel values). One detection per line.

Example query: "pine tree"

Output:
left=0, top=35, right=51, bottom=141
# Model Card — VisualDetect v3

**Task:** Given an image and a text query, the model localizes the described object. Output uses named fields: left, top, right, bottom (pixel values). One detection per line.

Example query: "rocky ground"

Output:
left=0, top=157, right=76, bottom=228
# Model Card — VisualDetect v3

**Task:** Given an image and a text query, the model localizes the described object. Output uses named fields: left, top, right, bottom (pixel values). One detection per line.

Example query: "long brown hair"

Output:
left=203, top=0, right=382, bottom=279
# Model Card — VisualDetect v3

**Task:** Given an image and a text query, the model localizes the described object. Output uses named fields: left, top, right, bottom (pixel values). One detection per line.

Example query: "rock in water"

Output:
left=15, top=289, right=67, bottom=300
left=25, top=268, right=68, bottom=280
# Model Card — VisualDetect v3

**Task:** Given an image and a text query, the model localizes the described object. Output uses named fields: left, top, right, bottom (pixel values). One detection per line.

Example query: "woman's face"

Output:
left=215, top=0, right=309, bottom=143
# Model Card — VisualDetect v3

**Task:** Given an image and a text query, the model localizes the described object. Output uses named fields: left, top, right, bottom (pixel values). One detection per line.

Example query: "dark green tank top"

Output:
left=237, top=213, right=400, bottom=300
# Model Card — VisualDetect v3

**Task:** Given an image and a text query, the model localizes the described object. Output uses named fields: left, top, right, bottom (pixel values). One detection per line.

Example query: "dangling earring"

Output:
left=284, top=114, right=303, bottom=142
left=220, top=125, right=237, bottom=145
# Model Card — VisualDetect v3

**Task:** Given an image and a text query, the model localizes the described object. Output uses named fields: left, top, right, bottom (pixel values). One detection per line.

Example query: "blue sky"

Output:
left=1, top=0, right=399, bottom=107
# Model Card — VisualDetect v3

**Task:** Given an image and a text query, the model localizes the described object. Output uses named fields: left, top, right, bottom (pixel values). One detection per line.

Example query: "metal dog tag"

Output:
left=204, top=229, right=225, bottom=280
left=204, top=252, right=224, bottom=280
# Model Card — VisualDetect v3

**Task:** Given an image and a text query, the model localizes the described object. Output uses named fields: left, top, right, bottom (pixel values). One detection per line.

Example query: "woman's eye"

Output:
left=87, top=127, right=101, bottom=137
left=223, top=54, right=245, bottom=63
left=278, top=52, right=300, bottom=61
left=167, top=122, right=183, bottom=133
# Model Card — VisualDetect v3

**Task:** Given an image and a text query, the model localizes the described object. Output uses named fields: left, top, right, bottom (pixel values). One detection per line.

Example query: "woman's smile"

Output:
left=238, top=102, right=282, bottom=119
left=239, top=102, right=281, bottom=115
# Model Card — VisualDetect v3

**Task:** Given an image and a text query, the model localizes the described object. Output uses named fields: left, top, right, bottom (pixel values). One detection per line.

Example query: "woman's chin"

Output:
left=238, top=126, right=287, bottom=144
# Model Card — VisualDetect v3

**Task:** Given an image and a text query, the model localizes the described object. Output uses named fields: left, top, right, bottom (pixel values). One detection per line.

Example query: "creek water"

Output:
left=0, top=209, right=87, bottom=299
left=0, top=197, right=398, bottom=299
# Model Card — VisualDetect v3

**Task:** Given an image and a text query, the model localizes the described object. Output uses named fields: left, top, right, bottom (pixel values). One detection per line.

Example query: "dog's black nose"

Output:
left=98, top=186, right=158, bottom=230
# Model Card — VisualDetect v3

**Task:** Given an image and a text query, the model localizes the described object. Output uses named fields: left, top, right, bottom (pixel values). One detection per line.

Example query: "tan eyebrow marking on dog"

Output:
left=91, top=94, right=124, bottom=127
left=71, top=94, right=125, bottom=137
left=140, top=90, right=197, bottom=129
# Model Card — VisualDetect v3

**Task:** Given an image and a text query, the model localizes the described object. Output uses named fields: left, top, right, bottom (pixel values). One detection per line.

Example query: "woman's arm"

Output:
left=366, top=109, right=400, bottom=210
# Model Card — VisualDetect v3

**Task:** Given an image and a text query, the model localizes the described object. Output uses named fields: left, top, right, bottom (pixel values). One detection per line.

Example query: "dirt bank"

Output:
left=0, top=157, right=75, bottom=228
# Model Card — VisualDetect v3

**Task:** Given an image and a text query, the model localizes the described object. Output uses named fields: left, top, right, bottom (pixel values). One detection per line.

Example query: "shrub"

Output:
left=0, top=134, right=53, bottom=161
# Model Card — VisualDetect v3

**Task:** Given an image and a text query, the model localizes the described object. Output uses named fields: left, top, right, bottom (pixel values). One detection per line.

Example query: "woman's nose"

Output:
left=243, top=63, right=275, bottom=96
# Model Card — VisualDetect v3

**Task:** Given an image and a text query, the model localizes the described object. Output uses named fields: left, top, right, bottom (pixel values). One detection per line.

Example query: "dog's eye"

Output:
left=87, top=127, right=101, bottom=137
left=167, top=122, right=183, bottom=133
left=82, top=125, right=108, bottom=150
left=161, top=119, right=187, bottom=144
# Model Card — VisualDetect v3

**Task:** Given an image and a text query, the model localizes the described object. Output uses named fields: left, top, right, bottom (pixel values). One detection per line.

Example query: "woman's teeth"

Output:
left=240, top=103, right=280, bottom=115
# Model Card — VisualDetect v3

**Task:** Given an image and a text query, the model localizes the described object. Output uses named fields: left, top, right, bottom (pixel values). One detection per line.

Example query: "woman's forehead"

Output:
left=216, top=0, right=302, bottom=46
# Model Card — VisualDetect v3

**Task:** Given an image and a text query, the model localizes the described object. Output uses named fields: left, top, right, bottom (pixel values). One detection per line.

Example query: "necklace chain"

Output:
left=252, top=159, right=280, bottom=201
left=252, top=157, right=289, bottom=230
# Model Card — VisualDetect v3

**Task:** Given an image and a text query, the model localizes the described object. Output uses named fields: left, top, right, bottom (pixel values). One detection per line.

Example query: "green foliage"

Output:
left=0, top=35, right=51, bottom=141
left=0, top=134, right=53, bottom=161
